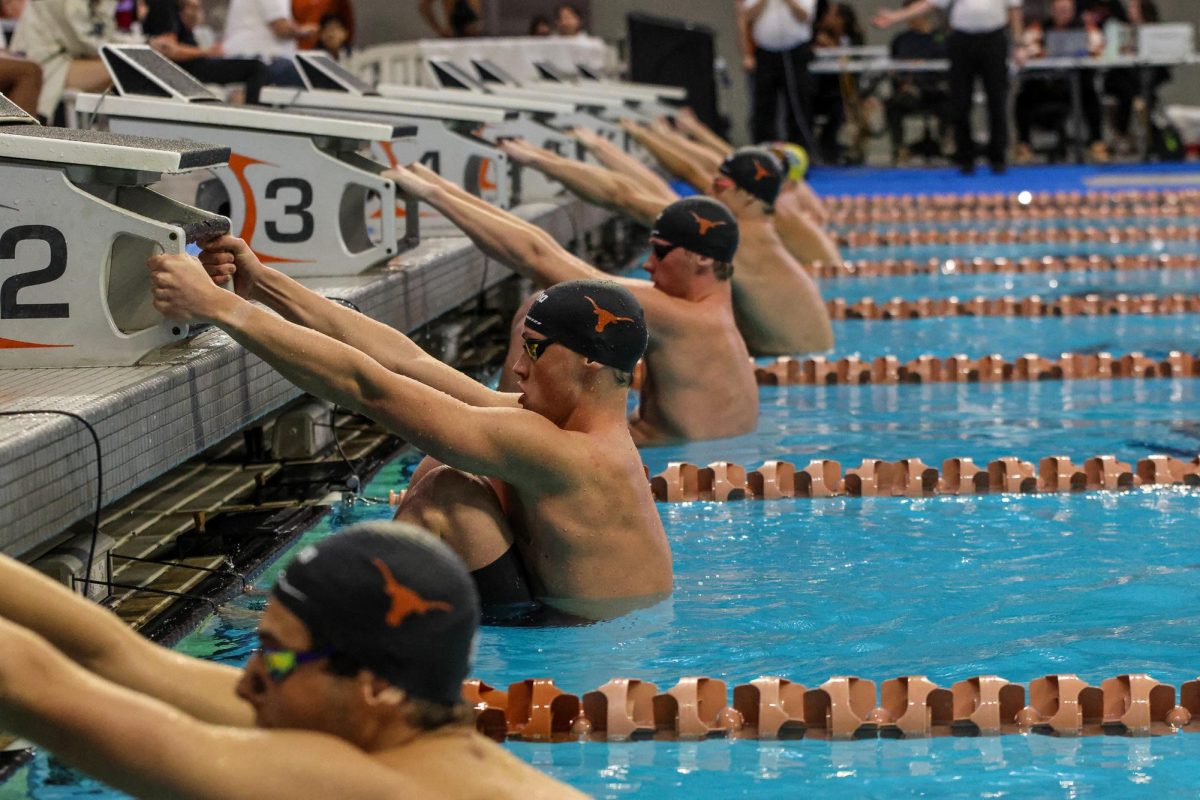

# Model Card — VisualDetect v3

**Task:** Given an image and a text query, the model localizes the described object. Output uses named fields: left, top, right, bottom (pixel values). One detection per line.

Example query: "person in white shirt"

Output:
left=737, top=0, right=817, bottom=148
left=875, top=0, right=1025, bottom=174
left=221, top=0, right=316, bottom=85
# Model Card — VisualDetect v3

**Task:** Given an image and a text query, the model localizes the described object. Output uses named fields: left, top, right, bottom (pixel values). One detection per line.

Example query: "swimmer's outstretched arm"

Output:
left=498, top=139, right=671, bottom=227
left=198, top=236, right=504, bottom=409
left=151, top=252, right=584, bottom=486
left=0, top=554, right=252, bottom=727
left=622, top=120, right=719, bottom=193
left=773, top=194, right=843, bottom=269
left=569, top=127, right=678, bottom=199
left=387, top=164, right=623, bottom=290
left=672, top=108, right=734, bottom=159
left=0, top=617, right=425, bottom=799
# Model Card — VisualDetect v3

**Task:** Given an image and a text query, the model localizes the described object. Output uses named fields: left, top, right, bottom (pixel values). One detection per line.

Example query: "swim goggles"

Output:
left=522, top=334, right=558, bottom=362
left=253, top=645, right=336, bottom=683
left=650, top=240, right=679, bottom=262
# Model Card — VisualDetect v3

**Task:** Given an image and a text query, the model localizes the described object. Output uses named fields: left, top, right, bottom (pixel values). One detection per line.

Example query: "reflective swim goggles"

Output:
left=650, top=240, right=679, bottom=261
left=253, top=644, right=335, bottom=683
left=522, top=335, right=558, bottom=362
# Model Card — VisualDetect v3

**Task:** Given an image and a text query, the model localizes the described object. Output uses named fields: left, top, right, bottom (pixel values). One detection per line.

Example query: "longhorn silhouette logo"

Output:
left=585, top=296, right=634, bottom=332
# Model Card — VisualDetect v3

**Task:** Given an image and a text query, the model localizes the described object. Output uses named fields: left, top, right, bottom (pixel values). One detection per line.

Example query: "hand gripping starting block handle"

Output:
left=0, top=92, right=230, bottom=368
left=75, top=46, right=406, bottom=279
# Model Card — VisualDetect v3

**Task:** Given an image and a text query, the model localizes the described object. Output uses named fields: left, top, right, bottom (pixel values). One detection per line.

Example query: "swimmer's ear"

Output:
left=363, top=674, right=407, bottom=707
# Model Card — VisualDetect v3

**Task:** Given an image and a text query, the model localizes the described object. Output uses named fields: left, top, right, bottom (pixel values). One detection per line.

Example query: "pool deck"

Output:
left=0, top=197, right=614, bottom=560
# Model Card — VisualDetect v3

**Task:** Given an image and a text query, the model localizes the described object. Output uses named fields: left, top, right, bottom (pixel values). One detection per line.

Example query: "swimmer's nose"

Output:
left=237, top=654, right=269, bottom=703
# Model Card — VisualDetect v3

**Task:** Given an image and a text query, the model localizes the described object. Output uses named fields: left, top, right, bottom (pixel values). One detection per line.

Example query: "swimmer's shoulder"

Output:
left=379, top=729, right=587, bottom=799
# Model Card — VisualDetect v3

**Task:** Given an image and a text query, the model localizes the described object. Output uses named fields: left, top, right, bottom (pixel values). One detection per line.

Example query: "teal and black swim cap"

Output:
left=271, top=522, right=479, bottom=707
left=719, top=146, right=784, bottom=207
left=651, top=196, right=739, bottom=263
left=524, top=279, right=648, bottom=373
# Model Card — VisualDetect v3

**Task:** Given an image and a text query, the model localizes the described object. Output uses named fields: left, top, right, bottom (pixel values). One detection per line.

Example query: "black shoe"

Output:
left=989, top=161, right=1007, bottom=175
left=958, top=162, right=976, bottom=176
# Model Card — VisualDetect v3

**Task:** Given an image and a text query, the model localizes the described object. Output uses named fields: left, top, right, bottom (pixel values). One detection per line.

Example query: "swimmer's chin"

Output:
left=540, top=592, right=670, bottom=621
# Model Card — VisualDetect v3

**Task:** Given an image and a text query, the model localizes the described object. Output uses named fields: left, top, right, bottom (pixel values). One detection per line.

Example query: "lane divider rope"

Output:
left=824, top=292, right=1200, bottom=319
left=836, top=224, right=1200, bottom=250
left=645, top=454, right=1200, bottom=502
left=755, top=350, right=1198, bottom=386
left=826, top=188, right=1200, bottom=216
left=465, top=673, right=1200, bottom=742
left=813, top=253, right=1199, bottom=280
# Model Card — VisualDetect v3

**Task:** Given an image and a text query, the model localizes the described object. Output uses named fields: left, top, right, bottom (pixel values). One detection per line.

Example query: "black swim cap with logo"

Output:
left=524, top=279, right=648, bottom=373
left=651, top=196, right=739, bottom=263
left=718, top=146, right=784, bottom=208
left=270, top=522, right=480, bottom=707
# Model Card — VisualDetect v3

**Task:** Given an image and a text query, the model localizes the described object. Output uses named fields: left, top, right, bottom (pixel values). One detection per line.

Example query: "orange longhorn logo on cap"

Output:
left=585, top=296, right=634, bottom=333
left=752, top=159, right=771, bottom=181
left=372, top=558, right=453, bottom=626
left=689, top=211, right=727, bottom=236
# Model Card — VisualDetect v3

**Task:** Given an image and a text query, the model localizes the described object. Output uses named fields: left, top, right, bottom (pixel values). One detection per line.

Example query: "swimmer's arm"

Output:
left=418, top=0, right=452, bottom=37
left=623, top=121, right=718, bottom=193
left=200, top=236, right=506, bottom=409
left=571, top=129, right=679, bottom=198
left=391, top=164, right=613, bottom=288
left=0, top=555, right=253, bottom=727
left=500, top=139, right=670, bottom=227
left=203, top=295, right=568, bottom=481
left=774, top=197, right=843, bottom=269
left=0, top=620, right=422, bottom=800
left=793, top=181, right=830, bottom=225
left=673, top=109, right=734, bottom=159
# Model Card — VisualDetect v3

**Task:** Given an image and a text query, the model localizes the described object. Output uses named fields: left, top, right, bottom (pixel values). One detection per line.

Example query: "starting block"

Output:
left=461, top=58, right=634, bottom=146
left=0, top=92, right=230, bottom=367
left=260, top=54, right=530, bottom=218
left=75, top=45, right=408, bottom=278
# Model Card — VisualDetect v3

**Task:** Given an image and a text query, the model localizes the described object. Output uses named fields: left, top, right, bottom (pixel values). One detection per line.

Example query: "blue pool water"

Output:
left=824, top=267, right=1200, bottom=303
left=826, top=313, right=1200, bottom=361
left=10, top=449, right=1200, bottom=798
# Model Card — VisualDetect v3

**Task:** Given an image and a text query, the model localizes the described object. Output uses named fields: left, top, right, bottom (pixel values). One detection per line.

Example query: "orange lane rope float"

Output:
left=811, top=253, right=1199, bottom=280
left=825, top=188, right=1200, bottom=220
left=754, top=351, right=1198, bottom=386
left=835, top=223, right=1200, bottom=250
left=645, top=455, right=1200, bottom=502
left=824, top=293, right=1200, bottom=319
left=465, top=674, right=1200, bottom=742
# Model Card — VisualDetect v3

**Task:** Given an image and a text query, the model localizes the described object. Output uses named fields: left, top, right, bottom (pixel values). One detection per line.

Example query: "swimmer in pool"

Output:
left=384, top=164, right=759, bottom=445
left=0, top=522, right=585, bottom=799
left=149, top=242, right=672, bottom=620
left=501, top=138, right=835, bottom=356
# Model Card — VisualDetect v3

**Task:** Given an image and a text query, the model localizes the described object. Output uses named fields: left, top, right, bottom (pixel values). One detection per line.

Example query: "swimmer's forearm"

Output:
left=421, top=184, right=604, bottom=286
left=580, top=137, right=677, bottom=199
left=629, top=126, right=713, bottom=192
left=524, top=150, right=661, bottom=226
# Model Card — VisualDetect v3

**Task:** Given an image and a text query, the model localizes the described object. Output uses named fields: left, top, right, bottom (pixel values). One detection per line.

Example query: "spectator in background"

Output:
left=221, top=0, right=316, bottom=85
left=143, top=0, right=268, bottom=103
left=292, top=0, right=353, bottom=50
left=812, top=2, right=864, bottom=163
left=885, top=0, right=950, bottom=163
left=1014, top=0, right=1107, bottom=162
left=418, top=0, right=483, bottom=37
left=737, top=0, right=818, bottom=151
left=555, top=2, right=583, bottom=36
left=11, top=0, right=141, bottom=120
left=874, top=0, right=1024, bottom=175
left=528, top=14, right=551, bottom=36
left=316, top=11, right=348, bottom=60
left=0, top=50, right=41, bottom=116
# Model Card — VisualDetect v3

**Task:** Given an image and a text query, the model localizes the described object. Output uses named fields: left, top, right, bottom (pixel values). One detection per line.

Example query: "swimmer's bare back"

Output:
left=732, top=216, right=835, bottom=356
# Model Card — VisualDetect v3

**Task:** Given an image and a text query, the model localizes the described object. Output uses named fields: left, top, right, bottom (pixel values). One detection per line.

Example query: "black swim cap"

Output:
left=524, top=279, right=648, bottom=373
left=719, top=147, right=784, bottom=207
left=270, top=522, right=480, bottom=707
left=651, top=197, right=739, bottom=263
